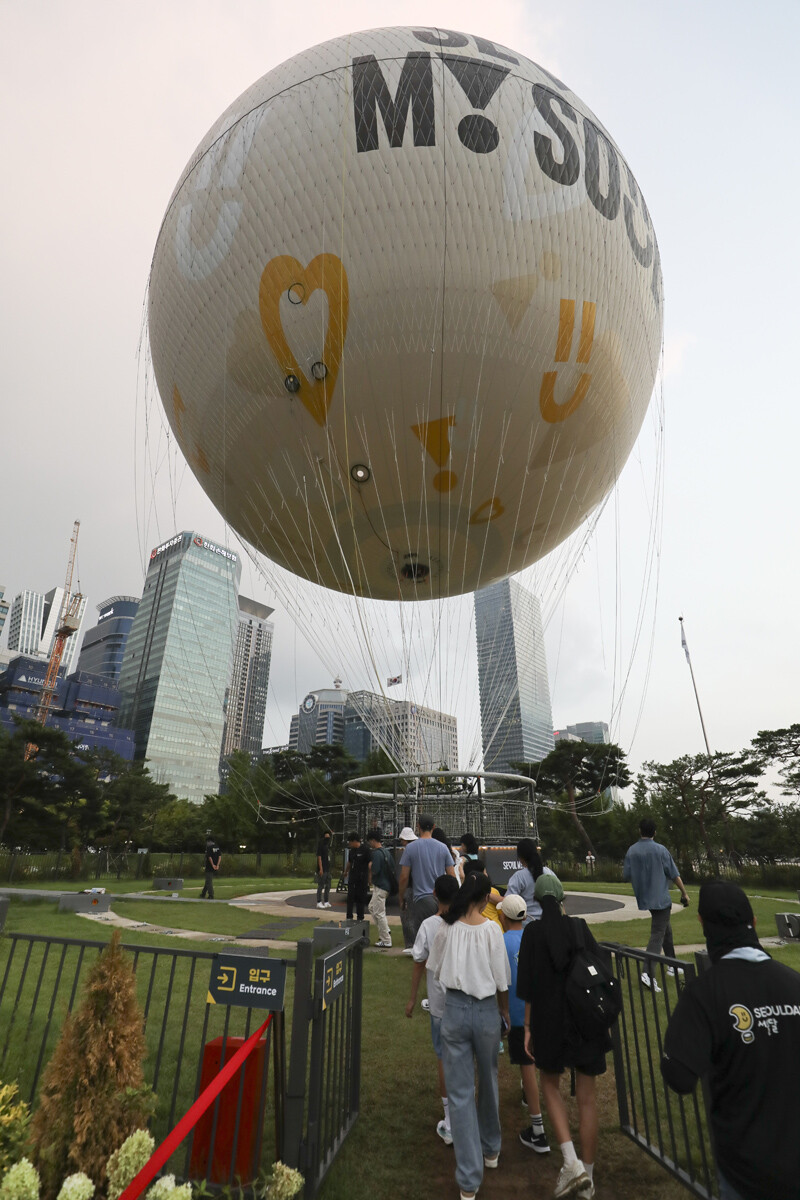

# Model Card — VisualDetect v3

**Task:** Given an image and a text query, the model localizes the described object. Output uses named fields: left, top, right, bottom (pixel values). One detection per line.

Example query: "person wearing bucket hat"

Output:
left=516, top=871, right=609, bottom=1198
left=498, top=894, right=550, bottom=1156
left=661, top=882, right=800, bottom=1200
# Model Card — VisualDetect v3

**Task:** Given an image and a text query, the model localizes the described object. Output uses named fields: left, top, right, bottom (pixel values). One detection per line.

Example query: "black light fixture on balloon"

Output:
left=350, top=463, right=371, bottom=484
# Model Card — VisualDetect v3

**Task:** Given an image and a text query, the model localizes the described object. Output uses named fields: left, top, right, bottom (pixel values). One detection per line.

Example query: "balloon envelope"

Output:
left=149, top=26, right=663, bottom=601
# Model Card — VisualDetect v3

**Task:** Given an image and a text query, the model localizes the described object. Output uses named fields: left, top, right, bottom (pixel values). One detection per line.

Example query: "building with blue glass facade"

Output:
left=118, top=532, right=241, bottom=803
left=474, top=577, right=554, bottom=773
left=0, top=654, right=135, bottom=759
left=76, top=596, right=140, bottom=684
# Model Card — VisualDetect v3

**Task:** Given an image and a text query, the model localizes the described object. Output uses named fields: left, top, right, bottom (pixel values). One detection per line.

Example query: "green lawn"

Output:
left=1, top=897, right=319, bottom=951
left=2, top=882, right=798, bottom=1200
left=0, top=875, right=315, bottom=898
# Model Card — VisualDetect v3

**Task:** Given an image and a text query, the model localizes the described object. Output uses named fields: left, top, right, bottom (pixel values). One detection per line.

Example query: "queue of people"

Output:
left=399, top=825, right=604, bottom=1200
left=330, top=816, right=800, bottom=1200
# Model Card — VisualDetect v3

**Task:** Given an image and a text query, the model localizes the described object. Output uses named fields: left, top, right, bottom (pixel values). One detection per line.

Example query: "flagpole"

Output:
left=679, top=616, right=712, bottom=755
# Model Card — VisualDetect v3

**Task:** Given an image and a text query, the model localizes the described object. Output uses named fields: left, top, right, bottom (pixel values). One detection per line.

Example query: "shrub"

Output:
left=30, top=932, right=154, bottom=1199
left=0, top=1083, right=31, bottom=1174
left=263, top=1162, right=304, bottom=1200
left=0, top=1158, right=40, bottom=1200
left=106, top=1131, right=154, bottom=1200
left=145, top=1176, right=190, bottom=1200
left=55, top=1176, right=93, bottom=1200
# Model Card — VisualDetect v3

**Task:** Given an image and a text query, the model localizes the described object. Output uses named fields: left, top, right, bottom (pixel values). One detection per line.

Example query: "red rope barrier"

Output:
left=118, top=1013, right=274, bottom=1200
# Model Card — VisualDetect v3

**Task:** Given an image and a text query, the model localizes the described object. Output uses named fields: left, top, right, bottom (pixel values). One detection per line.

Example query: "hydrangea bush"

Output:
left=105, top=1131, right=154, bottom=1200
left=55, top=1175, right=93, bottom=1200
left=0, top=1158, right=40, bottom=1200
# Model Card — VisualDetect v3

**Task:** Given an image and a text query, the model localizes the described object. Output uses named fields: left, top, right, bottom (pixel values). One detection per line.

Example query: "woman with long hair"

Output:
left=505, top=837, right=558, bottom=920
left=427, top=872, right=511, bottom=1200
left=517, top=874, right=611, bottom=1199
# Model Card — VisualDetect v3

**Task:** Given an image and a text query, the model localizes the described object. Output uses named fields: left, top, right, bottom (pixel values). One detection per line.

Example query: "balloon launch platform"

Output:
left=342, top=770, right=538, bottom=844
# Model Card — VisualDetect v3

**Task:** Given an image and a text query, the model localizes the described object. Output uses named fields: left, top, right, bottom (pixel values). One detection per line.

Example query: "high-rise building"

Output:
left=344, top=690, right=459, bottom=772
left=76, top=596, right=140, bottom=684
left=118, top=531, right=241, bottom=803
left=474, top=577, right=554, bottom=773
left=289, top=681, right=348, bottom=754
left=555, top=721, right=610, bottom=745
left=0, top=586, right=9, bottom=640
left=6, top=587, right=87, bottom=672
left=0, top=654, right=135, bottom=759
left=222, top=596, right=274, bottom=759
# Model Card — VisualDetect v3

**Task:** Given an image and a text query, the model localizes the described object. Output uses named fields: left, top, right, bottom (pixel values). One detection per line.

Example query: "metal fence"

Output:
left=602, top=943, right=718, bottom=1199
left=284, top=929, right=365, bottom=1197
left=0, top=927, right=365, bottom=1197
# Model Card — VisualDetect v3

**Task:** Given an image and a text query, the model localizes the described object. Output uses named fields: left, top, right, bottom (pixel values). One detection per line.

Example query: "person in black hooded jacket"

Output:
left=661, top=881, right=800, bottom=1200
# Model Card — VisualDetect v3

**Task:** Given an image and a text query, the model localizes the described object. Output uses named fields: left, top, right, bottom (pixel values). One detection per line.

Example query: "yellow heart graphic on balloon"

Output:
left=259, top=253, right=349, bottom=427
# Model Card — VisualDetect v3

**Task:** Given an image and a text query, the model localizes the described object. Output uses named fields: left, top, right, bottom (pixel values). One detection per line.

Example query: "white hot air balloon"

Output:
left=148, top=26, right=663, bottom=602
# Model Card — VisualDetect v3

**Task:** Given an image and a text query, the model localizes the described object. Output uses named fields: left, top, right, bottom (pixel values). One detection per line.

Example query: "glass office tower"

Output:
left=474, top=577, right=554, bottom=773
left=76, top=596, right=140, bottom=684
left=119, top=532, right=241, bottom=803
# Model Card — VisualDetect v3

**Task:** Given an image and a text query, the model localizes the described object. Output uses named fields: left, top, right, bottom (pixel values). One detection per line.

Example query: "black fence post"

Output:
left=283, top=939, right=314, bottom=1175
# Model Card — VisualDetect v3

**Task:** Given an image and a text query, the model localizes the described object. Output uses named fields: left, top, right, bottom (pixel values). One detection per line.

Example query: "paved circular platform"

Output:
left=284, top=891, right=625, bottom=916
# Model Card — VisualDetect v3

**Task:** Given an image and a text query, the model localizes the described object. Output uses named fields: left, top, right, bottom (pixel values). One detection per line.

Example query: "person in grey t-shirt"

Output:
left=623, top=817, right=690, bottom=989
left=398, top=814, right=455, bottom=941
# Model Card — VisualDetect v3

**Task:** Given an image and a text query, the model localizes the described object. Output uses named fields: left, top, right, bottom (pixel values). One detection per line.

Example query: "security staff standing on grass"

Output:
left=623, top=816, right=690, bottom=990
left=200, top=837, right=221, bottom=899
left=661, top=882, right=800, bottom=1200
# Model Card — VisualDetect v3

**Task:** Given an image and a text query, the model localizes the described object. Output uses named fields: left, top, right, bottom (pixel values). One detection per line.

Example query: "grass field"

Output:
left=1, top=881, right=798, bottom=1199
left=0, top=875, right=313, bottom=898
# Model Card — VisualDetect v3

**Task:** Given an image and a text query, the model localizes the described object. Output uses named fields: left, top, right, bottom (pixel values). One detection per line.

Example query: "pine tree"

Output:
left=31, top=932, right=153, bottom=1198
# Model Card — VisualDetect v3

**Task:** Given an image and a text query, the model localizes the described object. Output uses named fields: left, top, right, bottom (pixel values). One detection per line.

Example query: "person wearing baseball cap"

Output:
left=516, top=870, right=610, bottom=1198
left=498, top=893, right=549, bottom=1156
left=662, top=882, right=800, bottom=1200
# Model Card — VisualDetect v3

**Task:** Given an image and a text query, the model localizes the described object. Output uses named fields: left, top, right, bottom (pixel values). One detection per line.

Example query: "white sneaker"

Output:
left=402, top=948, right=414, bottom=955
left=640, top=972, right=662, bottom=993
left=554, top=1158, right=589, bottom=1198
left=323, top=901, right=332, bottom=907
left=436, top=1119, right=452, bottom=1145
left=483, top=1153, right=499, bottom=1168
left=316, top=902, right=325, bottom=908
left=578, top=1182, right=595, bottom=1198
left=666, top=966, right=675, bottom=977
left=376, top=940, right=392, bottom=948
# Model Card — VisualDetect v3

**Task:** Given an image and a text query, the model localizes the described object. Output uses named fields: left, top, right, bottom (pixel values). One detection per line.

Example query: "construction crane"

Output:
left=27, top=522, right=83, bottom=751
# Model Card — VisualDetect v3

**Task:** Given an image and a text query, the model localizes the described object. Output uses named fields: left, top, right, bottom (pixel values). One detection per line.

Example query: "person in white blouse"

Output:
left=427, top=873, right=511, bottom=1200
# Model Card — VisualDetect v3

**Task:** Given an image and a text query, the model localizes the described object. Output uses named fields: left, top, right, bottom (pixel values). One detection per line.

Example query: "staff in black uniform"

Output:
left=661, top=882, right=800, bottom=1200
left=200, top=838, right=221, bottom=899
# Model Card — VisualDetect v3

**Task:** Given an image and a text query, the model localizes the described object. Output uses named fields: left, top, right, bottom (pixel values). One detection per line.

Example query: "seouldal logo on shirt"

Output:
left=729, top=1004, right=755, bottom=1044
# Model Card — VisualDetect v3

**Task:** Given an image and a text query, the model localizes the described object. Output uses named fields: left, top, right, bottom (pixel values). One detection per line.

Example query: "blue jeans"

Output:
left=441, top=989, right=501, bottom=1194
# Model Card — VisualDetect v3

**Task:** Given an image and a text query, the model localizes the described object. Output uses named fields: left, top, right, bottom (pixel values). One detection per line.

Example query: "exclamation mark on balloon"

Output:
left=411, top=417, right=458, bottom=492
left=540, top=299, right=596, bottom=424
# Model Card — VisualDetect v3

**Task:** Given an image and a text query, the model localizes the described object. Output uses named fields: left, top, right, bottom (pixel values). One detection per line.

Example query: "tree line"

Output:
left=2, top=714, right=800, bottom=870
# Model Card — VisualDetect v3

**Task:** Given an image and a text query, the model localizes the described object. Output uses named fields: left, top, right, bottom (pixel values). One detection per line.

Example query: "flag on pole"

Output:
left=680, top=621, right=691, bottom=664
left=387, top=674, right=402, bottom=687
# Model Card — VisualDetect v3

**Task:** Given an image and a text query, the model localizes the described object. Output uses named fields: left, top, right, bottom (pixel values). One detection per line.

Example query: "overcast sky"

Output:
left=2, top=0, right=798, bottom=779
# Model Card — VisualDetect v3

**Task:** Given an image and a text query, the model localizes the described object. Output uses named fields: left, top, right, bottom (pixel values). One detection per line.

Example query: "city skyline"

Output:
left=2, top=3, right=798, bottom=783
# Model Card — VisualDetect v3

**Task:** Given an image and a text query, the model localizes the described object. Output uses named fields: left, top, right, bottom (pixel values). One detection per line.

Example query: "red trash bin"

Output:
left=189, top=1035, right=268, bottom=1183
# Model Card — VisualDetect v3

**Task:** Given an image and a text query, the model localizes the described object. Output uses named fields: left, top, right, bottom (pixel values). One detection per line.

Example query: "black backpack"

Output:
left=382, top=849, right=399, bottom=896
left=564, top=919, right=621, bottom=1039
